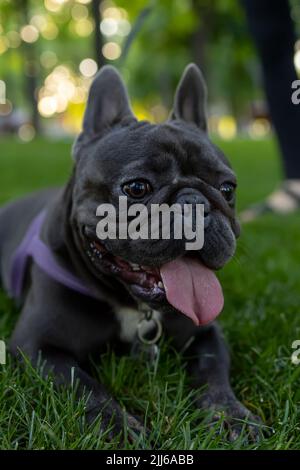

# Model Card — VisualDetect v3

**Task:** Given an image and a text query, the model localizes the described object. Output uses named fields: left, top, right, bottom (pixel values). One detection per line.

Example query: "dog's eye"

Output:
left=122, top=180, right=152, bottom=199
left=220, top=182, right=236, bottom=202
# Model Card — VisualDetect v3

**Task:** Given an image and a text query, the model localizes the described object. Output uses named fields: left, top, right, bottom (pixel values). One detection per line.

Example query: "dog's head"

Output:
left=71, top=64, right=239, bottom=325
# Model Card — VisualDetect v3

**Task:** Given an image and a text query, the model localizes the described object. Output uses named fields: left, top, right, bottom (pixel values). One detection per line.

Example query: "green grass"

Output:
left=0, top=136, right=300, bottom=450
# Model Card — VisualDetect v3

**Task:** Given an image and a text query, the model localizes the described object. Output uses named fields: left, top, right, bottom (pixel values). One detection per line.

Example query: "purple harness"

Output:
left=9, top=210, right=94, bottom=299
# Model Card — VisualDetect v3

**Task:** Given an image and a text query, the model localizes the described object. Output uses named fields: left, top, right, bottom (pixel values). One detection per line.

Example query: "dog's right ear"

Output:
left=73, top=66, right=135, bottom=159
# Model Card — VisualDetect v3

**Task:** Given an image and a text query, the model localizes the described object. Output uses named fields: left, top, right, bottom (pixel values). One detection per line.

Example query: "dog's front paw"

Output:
left=198, top=392, right=264, bottom=443
left=126, top=412, right=150, bottom=441
left=86, top=401, right=147, bottom=445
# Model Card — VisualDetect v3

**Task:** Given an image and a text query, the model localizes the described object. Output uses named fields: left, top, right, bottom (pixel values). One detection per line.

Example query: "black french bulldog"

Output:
left=0, top=64, right=261, bottom=442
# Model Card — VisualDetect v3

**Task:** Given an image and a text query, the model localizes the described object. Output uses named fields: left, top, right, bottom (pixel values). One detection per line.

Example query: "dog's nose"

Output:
left=176, top=191, right=211, bottom=228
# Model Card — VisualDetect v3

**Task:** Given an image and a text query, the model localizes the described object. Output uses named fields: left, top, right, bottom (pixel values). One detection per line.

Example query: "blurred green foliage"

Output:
left=119, top=0, right=259, bottom=115
left=0, top=0, right=261, bottom=119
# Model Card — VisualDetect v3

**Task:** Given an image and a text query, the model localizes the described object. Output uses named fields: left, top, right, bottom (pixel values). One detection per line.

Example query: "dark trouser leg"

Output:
left=242, top=0, right=300, bottom=178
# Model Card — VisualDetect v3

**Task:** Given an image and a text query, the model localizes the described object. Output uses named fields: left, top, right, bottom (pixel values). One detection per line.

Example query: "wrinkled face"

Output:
left=70, top=65, right=239, bottom=322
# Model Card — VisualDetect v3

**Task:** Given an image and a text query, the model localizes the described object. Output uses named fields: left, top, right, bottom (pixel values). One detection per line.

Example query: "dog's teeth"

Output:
left=129, top=262, right=140, bottom=271
left=158, top=281, right=164, bottom=289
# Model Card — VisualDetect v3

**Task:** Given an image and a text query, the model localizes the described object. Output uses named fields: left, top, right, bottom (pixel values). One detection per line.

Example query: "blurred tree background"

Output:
left=0, top=0, right=299, bottom=141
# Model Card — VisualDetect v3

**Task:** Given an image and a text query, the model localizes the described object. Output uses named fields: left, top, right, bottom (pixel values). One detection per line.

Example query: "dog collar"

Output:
left=9, top=210, right=95, bottom=300
left=137, top=304, right=162, bottom=345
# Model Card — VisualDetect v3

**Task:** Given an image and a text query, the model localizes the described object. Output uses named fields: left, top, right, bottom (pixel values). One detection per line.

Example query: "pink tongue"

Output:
left=160, top=257, right=224, bottom=326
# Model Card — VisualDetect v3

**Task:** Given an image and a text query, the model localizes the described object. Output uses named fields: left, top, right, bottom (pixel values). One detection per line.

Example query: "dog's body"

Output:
left=0, top=64, right=260, bottom=440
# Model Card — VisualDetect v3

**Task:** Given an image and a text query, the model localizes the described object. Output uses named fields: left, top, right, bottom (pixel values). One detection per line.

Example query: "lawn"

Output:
left=0, top=136, right=299, bottom=450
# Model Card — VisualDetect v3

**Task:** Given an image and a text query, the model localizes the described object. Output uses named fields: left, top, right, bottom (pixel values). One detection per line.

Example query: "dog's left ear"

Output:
left=170, top=63, right=207, bottom=132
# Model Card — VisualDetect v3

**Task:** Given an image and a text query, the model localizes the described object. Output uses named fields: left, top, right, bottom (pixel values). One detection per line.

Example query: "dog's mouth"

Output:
left=87, top=239, right=165, bottom=299
left=85, top=238, right=224, bottom=326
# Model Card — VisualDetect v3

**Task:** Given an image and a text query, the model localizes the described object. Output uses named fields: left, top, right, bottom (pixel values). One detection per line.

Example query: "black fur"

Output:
left=0, top=64, right=261, bottom=442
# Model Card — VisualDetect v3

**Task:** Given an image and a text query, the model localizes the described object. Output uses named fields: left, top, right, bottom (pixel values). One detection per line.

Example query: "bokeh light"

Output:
left=37, top=64, right=89, bottom=123
left=20, top=25, right=39, bottom=43
left=44, top=0, right=67, bottom=13
left=71, top=4, right=89, bottom=20
left=40, top=50, right=58, bottom=68
left=100, top=4, right=131, bottom=38
left=18, top=123, right=36, bottom=142
left=248, top=118, right=271, bottom=139
left=217, top=116, right=237, bottom=140
left=102, top=42, right=121, bottom=60
left=0, top=36, right=8, bottom=55
left=40, top=21, right=59, bottom=40
left=0, top=100, right=13, bottom=116
left=30, top=15, right=48, bottom=31
left=73, top=18, right=94, bottom=37
left=118, top=19, right=131, bottom=37
left=102, top=6, right=122, bottom=20
left=0, top=0, right=130, bottom=134
left=294, top=50, right=300, bottom=73
left=100, top=18, right=118, bottom=36
left=79, top=58, right=98, bottom=77
left=0, top=80, right=5, bottom=104
left=70, top=86, right=86, bottom=104
left=0, top=0, right=257, bottom=140
left=38, top=96, right=57, bottom=117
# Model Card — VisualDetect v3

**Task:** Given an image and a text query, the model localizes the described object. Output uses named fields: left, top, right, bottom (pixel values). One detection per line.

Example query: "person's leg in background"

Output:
left=241, top=0, right=300, bottom=221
